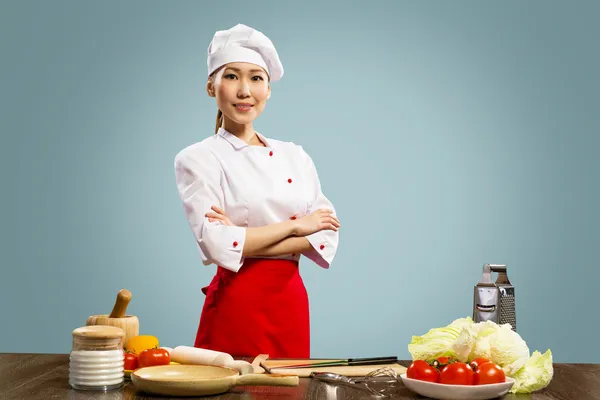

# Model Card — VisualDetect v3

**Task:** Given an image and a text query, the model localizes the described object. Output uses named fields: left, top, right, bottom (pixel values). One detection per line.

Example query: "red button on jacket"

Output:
left=320, top=244, right=325, bottom=250
left=269, top=151, right=273, bottom=156
left=233, top=241, right=238, bottom=248
left=288, top=178, right=292, bottom=183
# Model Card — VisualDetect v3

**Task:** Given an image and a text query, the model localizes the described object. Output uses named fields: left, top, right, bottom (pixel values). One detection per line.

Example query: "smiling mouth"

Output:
left=234, top=104, right=254, bottom=111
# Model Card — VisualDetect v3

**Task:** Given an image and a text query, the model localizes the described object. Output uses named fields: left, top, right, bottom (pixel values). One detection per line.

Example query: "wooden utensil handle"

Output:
left=235, top=373, right=299, bottom=387
left=109, top=289, right=132, bottom=318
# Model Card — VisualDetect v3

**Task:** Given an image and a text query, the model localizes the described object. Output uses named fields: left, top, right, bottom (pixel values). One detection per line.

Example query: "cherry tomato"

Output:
left=138, top=347, right=170, bottom=368
left=124, top=352, right=138, bottom=370
left=407, top=360, right=440, bottom=383
left=474, top=362, right=506, bottom=385
left=440, top=362, right=474, bottom=385
left=469, top=357, right=491, bottom=371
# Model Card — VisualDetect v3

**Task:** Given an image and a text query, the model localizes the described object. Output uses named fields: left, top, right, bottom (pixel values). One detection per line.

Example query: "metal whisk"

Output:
left=311, top=367, right=401, bottom=397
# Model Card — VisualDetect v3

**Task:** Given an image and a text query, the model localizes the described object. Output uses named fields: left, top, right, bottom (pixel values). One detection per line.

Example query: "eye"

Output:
left=224, top=74, right=237, bottom=80
left=252, top=76, right=265, bottom=81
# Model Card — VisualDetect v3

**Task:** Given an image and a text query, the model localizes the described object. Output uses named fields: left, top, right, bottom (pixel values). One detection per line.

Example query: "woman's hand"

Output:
left=292, top=209, right=340, bottom=237
left=205, top=205, right=234, bottom=226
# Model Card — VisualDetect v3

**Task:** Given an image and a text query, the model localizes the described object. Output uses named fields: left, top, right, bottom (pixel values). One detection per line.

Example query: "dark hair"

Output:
left=215, top=109, right=223, bottom=134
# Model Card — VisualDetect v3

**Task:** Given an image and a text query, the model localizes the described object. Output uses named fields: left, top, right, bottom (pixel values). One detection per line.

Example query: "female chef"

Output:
left=174, top=24, right=340, bottom=358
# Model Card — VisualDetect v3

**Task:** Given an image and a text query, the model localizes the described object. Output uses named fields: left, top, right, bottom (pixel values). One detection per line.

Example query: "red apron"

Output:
left=194, top=258, right=310, bottom=358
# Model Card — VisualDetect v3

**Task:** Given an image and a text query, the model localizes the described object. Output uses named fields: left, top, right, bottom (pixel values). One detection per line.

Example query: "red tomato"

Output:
left=440, top=362, right=474, bottom=385
left=407, top=360, right=440, bottom=383
left=469, top=357, right=491, bottom=371
left=474, top=362, right=506, bottom=385
left=138, top=348, right=170, bottom=368
left=124, top=352, right=138, bottom=370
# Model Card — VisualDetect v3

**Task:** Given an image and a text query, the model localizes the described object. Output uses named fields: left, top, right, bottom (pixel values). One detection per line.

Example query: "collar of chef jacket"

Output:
left=217, top=127, right=271, bottom=150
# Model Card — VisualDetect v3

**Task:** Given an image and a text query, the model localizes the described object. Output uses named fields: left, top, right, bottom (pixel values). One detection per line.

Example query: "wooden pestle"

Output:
left=86, top=288, right=139, bottom=348
left=109, top=289, right=132, bottom=318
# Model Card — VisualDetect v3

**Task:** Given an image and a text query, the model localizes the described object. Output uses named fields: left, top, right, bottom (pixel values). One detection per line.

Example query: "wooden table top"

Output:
left=1, top=353, right=599, bottom=399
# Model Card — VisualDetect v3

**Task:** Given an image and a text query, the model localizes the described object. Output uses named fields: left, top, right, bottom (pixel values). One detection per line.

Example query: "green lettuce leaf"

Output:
left=451, top=320, right=498, bottom=362
left=509, top=350, right=553, bottom=394
left=407, top=317, right=474, bottom=361
left=474, top=322, right=530, bottom=376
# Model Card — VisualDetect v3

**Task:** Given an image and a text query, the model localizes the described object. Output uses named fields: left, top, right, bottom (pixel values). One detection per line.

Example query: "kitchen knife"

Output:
left=273, top=356, right=398, bottom=369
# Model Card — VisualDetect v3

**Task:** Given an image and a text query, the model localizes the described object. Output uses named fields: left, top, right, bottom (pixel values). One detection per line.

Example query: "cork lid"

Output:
left=72, top=325, right=125, bottom=339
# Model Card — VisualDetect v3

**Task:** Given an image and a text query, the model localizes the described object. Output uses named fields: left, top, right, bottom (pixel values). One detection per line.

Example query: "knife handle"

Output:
left=347, top=356, right=398, bottom=365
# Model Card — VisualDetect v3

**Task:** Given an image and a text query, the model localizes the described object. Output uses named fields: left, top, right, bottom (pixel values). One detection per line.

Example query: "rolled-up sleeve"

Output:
left=174, top=149, right=246, bottom=272
left=299, top=148, right=339, bottom=269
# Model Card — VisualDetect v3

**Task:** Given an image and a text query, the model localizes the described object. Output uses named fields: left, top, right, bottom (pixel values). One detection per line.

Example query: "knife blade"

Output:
left=272, top=356, right=398, bottom=369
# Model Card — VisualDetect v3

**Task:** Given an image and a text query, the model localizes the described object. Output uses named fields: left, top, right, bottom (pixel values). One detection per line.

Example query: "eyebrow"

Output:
left=225, top=67, right=266, bottom=74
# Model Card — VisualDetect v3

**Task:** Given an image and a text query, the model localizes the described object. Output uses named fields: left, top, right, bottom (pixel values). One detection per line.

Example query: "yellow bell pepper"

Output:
left=125, top=335, right=159, bottom=355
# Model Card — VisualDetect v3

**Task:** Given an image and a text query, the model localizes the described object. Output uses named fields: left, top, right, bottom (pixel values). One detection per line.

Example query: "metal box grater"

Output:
left=473, top=264, right=517, bottom=331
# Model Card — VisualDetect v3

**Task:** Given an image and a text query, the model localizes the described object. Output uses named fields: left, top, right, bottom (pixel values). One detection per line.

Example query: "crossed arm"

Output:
left=206, top=205, right=340, bottom=258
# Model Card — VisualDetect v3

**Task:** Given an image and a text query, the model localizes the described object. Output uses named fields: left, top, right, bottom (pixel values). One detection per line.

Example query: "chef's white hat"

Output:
left=207, top=23, right=284, bottom=81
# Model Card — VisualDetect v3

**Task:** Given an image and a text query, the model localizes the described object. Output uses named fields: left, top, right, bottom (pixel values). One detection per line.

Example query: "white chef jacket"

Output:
left=174, top=127, right=339, bottom=273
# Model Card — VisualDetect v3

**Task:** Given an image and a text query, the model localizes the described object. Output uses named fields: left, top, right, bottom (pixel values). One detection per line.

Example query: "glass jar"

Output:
left=69, top=325, right=125, bottom=391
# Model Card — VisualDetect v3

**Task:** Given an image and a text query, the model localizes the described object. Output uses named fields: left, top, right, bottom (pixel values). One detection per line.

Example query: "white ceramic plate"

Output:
left=400, top=373, right=515, bottom=400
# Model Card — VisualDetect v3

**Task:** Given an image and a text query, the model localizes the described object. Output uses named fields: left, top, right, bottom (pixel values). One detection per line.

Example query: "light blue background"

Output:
left=1, top=1, right=598, bottom=362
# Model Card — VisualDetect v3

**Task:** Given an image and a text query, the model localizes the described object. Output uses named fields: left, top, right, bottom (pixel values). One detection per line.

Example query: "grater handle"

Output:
left=490, top=264, right=512, bottom=285
left=489, top=264, right=506, bottom=273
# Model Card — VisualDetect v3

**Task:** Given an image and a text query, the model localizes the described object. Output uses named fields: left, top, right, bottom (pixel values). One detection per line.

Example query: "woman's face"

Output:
left=208, top=62, right=271, bottom=125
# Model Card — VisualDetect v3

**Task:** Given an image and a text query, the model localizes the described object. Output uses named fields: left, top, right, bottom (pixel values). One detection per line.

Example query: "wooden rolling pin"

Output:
left=86, top=289, right=139, bottom=348
left=171, top=346, right=255, bottom=374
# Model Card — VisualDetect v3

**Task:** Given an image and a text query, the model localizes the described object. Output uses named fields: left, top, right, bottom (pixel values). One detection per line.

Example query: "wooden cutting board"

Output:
left=259, top=358, right=407, bottom=378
